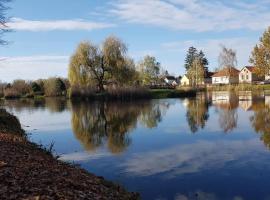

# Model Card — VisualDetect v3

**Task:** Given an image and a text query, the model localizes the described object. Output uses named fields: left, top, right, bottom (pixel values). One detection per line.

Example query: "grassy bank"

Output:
left=149, top=89, right=197, bottom=99
left=207, top=84, right=270, bottom=92
left=0, top=109, right=139, bottom=200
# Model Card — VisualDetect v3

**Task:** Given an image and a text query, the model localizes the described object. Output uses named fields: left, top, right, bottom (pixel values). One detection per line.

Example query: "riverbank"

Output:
left=0, top=109, right=139, bottom=200
left=1, top=88, right=197, bottom=101
left=207, top=84, right=270, bottom=92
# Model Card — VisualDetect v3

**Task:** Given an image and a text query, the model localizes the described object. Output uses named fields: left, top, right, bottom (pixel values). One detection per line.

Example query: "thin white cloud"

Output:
left=110, top=0, right=270, bottom=32
left=60, top=151, right=110, bottom=162
left=7, top=18, right=115, bottom=31
left=0, top=55, right=69, bottom=82
left=121, top=139, right=267, bottom=177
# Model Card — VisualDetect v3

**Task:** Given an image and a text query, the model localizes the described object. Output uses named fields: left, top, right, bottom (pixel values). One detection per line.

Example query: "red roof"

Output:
left=243, top=66, right=256, bottom=72
left=212, top=67, right=240, bottom=77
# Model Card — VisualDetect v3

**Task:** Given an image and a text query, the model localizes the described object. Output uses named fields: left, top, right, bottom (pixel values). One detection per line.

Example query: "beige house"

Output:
left=239, top=66, right=263, bottom=83
left=180, top=75, right=190, bottom=86
left=212, top=67, right=240, bottom=84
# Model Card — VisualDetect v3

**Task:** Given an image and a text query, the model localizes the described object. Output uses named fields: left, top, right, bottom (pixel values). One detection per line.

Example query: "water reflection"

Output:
left=1, top=97, right=69, bottom=113
left=185, top=93, right=209, bottom=133
left=71, top=100, right=169, bottom=153
left=250, top=102, right=270, bottom=149
left=3, top=93, right=270, bottom=199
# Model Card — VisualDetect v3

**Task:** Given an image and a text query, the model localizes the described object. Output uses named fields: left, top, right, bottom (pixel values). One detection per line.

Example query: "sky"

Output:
left=0, top=0, right=269, bottom=82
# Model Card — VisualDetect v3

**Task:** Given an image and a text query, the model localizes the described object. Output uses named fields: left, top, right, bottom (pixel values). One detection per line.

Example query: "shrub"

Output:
left=4, top=87, right=21, bottom=99
left=0, top=82, right=6, bottom=98
left=69, top=85, right=96, bottom=98
left=44, top=77, right=66, bottom=97
left=31, top=82, right=42, bottom=94
left=107, top=86, right=151, bottom=100
left=12, top=79, right=31, bottom=95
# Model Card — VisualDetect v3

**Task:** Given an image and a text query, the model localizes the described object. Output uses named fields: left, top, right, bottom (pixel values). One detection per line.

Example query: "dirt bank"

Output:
left=0, top=109, right=139, bottom=200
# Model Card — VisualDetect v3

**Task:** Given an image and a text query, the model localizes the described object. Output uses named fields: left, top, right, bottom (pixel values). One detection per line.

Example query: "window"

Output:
left=246, top=75, right=249, bottom=80
left=242, top=75, right=244, bottom=80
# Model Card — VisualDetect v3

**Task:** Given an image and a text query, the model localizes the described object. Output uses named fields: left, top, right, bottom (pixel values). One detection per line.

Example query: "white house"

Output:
left=180, top=75, right=190, bottom=86
left=212, top=67, right=240, bottom=84
left=239, top=66, right=263, bottom=83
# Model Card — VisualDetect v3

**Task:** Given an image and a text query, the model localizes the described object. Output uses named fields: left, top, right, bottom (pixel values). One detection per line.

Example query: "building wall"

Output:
left=239, top=69, right=252, bottom=83
left=239, top=68, right=263, bottom=83
left=212, top=76, right=229, bottom=84
left=181, top=76, right=190, bottom=86
left=212, top=76, right=239, bottom=84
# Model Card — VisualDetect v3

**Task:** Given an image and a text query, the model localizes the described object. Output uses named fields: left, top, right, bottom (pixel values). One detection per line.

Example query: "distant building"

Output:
left=204, top=71, right=214, bottom=84
left=180, top=74, right=190, bottom=86
left=212, top=67, right=240, bottom=84
left=164, top=76, right=178, bottom=86
left=239, top=66, right=263, bottom=83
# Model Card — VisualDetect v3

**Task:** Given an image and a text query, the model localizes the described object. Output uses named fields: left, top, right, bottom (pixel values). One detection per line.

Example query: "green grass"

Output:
left=150, top=89, right=196, bottom=99
left=207, top=84, right=270, bottom=92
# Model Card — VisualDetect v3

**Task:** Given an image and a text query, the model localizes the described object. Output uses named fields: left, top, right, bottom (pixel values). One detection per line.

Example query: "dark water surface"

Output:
left=2, top=91, right=270, bottom=200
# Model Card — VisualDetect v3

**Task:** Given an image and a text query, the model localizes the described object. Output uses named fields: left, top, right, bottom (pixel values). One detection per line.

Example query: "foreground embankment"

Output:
left=0, top=109, right=139, bottom=200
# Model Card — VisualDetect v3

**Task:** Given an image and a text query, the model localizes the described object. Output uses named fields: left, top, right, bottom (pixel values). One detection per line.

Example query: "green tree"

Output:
left=44, top=77, right=66, bottom=97
left=250, top=27, right=270, bottom=77
left=185, top=47, right=209, bottom=73
left=184, top=46, right=198, bottom=71
left=138, top=55, right=161, bottom=85
left=68, top=36, right=128, bottom=92
left=0, top=0, right=10, bottom=45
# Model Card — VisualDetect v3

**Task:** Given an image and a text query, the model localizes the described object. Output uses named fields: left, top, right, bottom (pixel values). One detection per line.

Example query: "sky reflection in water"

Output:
left=2, top=92, right=270, bottom=200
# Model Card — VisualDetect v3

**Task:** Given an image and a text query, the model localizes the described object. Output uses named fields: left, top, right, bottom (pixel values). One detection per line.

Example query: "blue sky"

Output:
left=0, top=0, right=269, bottom=82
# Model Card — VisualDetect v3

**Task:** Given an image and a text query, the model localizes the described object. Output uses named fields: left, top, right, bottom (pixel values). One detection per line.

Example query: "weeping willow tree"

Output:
left=68, top=36, right=136, bottom=92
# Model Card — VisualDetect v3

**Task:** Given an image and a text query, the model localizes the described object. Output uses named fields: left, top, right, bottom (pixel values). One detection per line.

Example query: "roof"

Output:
left=212, top=67, right=240, bottom=77
left=205, top=71, right=214, bottom=78
left=241, top=66, right=256, bottom=73
left=165, top=76, right=176, bottom=80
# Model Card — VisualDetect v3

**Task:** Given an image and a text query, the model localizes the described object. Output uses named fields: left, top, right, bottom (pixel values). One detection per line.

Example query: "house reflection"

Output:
left=238, top=91, right=253, bottom=111
left=212, top=91, right=238, bottom=133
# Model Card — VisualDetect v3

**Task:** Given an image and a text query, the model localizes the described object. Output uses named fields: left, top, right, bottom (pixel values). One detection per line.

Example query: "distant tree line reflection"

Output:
left=2, top=91, right=270, bottom=152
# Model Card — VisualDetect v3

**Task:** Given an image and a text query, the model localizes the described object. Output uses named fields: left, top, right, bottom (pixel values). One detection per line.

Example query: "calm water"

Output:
left=1, top=91, right=270, bottom=200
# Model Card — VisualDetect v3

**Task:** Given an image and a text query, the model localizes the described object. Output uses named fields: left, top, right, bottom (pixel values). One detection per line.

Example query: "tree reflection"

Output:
left=250, top=103, right=270, bottom=148
left=71, top=100, right=167, bottom=153
left=186, top=93, right=209, bottom=133
left=212, top=92, right=238, bottom=133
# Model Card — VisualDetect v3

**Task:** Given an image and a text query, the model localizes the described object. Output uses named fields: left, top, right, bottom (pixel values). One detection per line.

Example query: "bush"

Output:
left=4, top=88, right=21, bottom=99
left=107, top=86, right=151, bottom=100
left=31, top=82, right=42, bottom=94
left=69, top=85, right=96, bottom=98
left=12, top=79, right=31, bottom=95
left=44, top=77, right=66, bottom=97
left=0, top=82, right=6, bottom=98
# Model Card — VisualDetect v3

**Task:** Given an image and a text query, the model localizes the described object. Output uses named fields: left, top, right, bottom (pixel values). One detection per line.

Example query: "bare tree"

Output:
left=0, top=0, right=11, bottom=45
left=218, top=45, right=237, bottom=69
